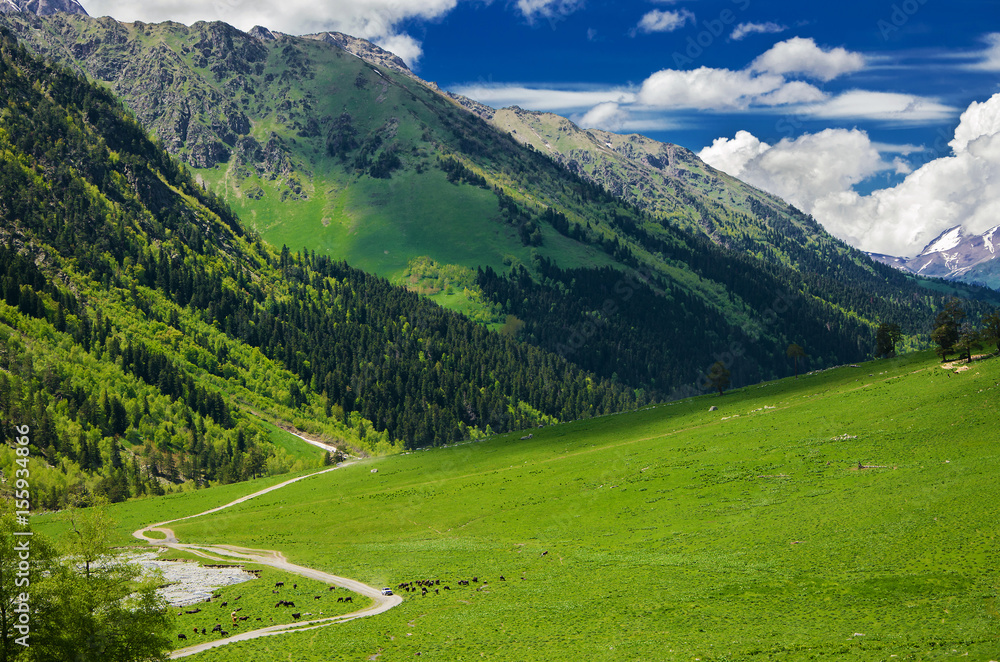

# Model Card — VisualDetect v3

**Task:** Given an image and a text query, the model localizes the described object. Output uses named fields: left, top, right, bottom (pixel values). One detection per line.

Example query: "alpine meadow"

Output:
left=1, top=3, right=999, bottom=662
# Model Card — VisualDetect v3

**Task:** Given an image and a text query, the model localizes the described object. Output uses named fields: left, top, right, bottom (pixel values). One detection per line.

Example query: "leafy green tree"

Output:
left=786, top=343, right=806, bottom=378
left=931, top=298, right=965, bottom=361
left=0, top=508, right=59, bottom=662
left=705, top=361, right=731, bottom=396
left=982, top=310, right=1000, bottom=354
left=954, top=325, right=982, bottom=363
left=875, top=322, right=903, bottom=358
left=29, top=502, right=172, bottom=662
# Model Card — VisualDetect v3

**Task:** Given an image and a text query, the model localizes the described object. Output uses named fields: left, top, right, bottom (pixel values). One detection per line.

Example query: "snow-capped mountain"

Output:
left=0, top=0, right=87, bottom=15
left=868, top=225, right=1000, bottom=289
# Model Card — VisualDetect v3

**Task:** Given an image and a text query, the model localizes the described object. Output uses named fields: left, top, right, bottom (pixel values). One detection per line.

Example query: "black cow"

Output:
left=344, top=596, right=353, bottom=603
left=292, top=613, right=301, bottom=620
left=178, top=634, right=187, bottom=641
left=275, top=582, right=284, bottom=588
left=337, top=597, right=344, bottom=602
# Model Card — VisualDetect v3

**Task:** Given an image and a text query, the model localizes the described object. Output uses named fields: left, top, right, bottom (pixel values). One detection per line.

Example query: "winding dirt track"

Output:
left=133, top=465, right=402, bottom=659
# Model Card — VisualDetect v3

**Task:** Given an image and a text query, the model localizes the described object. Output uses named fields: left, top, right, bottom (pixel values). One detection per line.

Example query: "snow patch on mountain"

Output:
left=922, top=226, right=963, bottom=255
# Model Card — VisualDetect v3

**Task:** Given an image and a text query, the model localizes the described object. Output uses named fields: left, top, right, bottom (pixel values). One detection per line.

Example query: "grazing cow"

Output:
left=273, top=590, right=279, bottom=594
left=337, top=597, right=344, bottom=603
left=293, top=584, right=297, bottom=589
left=178, top=634, right=187, bottom=641
left=541, top=551, right=548, bottom=556
left=286, top=602, right=295, bottom=608
left=292, top=613, right=301, bottom=620
left=472, top=577, right=478, bottom=583
left=315, top=596, right=321, bottom=600
left=443, top=586, right=450, bottom=591
left=201, top=628, right=206, bottom=635
left=275, top=582, right=284, bottom=588
left=234, top=596, right=241, bottom=601
left=234, top=607, right=242, bottom=613
left=435, top=589, right=439, bottom=594
left=220, top=602, right=227, bottom=607
left=212, top=625, right=222, bottom=633
left=192, top=628, right=198, bottom=633
left=344, top=596, right=353, bottom=603
left=275, top=601, right=283, bottom=608
left=499, top=576, right=506, bottom=581
left=239, top=616, right=249, bottom=622
left=330, top=586, right=337, bottom=591
left=185, top=609, right=201, bottom=614
left=220, top=631, right=229, bottom=637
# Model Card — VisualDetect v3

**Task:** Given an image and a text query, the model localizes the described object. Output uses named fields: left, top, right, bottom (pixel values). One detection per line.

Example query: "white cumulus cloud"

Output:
left=637, top=66, right=825, bottom=111
left=751, top=37, right=865, bottom=81
left=699, top=94, right=1000, bottom=257
left=635, top=9, right=695, bottom=34
left=700, top=129, right=885, bottom=216
left=699, top=130, right=771, bottom=177
left=374, top=34, right=424, bottom=67
left=576, top=102, right=628, bottom=131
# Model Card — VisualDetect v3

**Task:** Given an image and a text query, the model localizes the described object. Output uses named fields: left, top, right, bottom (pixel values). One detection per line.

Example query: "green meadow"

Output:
left=37, top=351, right=1000, bottom=660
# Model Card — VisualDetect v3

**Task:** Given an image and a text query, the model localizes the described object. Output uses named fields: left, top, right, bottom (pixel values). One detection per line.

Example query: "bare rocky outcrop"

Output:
left=0, top=0, right=87, bottom=16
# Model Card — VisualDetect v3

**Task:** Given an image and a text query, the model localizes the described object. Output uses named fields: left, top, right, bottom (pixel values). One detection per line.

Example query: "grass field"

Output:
left=35, top=351, right=1000, bottom=660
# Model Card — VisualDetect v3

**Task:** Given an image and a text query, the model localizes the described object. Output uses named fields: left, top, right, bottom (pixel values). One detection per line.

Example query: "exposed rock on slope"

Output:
left=0, top=0, right=86, bottom=15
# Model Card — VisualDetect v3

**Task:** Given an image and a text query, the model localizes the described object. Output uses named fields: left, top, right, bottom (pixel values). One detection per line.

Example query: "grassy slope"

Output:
left=37, top=350, right=1000, bottom=660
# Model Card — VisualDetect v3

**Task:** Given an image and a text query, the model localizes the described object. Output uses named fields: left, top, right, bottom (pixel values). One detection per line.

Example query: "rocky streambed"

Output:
left=130, top=551, right=260, bottom=607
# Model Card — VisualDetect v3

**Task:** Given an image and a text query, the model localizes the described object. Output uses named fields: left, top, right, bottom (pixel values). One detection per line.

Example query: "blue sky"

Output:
left=80, top=0, right=1000, bottom=256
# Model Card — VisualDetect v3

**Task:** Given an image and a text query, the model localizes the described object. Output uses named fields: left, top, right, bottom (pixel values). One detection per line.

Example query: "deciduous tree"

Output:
left=875, top=322, right=903, bottom=358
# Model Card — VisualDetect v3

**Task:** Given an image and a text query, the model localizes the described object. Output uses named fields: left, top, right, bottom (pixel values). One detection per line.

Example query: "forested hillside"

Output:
left=0, top=28, right=641, bottom=506
left=3, top=12, right=997, bottom=399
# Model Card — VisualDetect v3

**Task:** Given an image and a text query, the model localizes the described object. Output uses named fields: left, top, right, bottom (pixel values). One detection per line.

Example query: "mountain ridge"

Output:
left=868, top=224, right=1000, bottom=289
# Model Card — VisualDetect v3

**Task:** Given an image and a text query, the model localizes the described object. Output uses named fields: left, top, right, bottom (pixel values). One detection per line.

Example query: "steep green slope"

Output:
left=0, top=28, right=643, bottom=507
left=47, top=350, right=1000, bottom=659
left=5, top=12, right=999, bottom=398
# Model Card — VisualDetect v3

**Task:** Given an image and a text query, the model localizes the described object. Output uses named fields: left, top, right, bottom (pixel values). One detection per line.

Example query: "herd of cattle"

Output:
left=176, top=574, right=508, bottom=643
left=396, top=574, right=506, bottom=596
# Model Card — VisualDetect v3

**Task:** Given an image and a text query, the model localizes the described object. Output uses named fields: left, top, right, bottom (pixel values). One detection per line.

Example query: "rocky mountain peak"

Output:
left=868, top=224, right=1000, bottom=289
left=305, top=30, right=413, bottom=79
left=0, top=0, right=86, bottom=15
left=248, top=25, right=277, bottom=41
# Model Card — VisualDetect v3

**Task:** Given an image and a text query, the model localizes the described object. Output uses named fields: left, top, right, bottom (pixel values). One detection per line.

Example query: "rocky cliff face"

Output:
left=0, top=12, right=301, bottom=184
left=0, top=0, right=87, bottom=15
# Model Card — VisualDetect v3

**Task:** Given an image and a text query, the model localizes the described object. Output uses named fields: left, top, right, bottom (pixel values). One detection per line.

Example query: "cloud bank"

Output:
left=699, top=93, right=1000, bottom=257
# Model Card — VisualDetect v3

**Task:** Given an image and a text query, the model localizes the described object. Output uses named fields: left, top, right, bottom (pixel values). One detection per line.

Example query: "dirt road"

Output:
left=133, top=466, right=402, bottom=659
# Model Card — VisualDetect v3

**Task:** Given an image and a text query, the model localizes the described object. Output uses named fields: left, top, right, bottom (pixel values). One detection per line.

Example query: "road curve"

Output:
left=133, top=465, right=402, bottom=659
